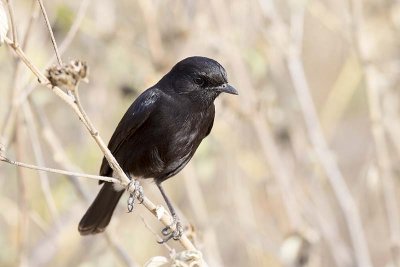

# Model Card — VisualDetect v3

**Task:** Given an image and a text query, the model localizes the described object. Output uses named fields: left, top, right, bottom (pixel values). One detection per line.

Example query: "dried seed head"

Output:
left=172, top=250, right=204, bottom=266
left=46, top=60, right=89, bottom=91
left=67, top=60, right=89, bottom=82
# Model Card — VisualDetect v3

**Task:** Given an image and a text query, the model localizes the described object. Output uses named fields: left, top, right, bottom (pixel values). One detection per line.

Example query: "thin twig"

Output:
left=37, top=0, right=62, bottom=65
left=15, top=113, right=28, bottom=266
left=72, top=87, right=97, bottom=133
left=30, top=98, right=90, bottom=200
left=103, top=233, right=138, bottom=267
left=182, top=165, right=225, bottom=266
left=2, top=5, right=36, bottom=264
left=209, top=0, right=304, bottom=232
left=0, top=155, right=120, bottom=183
left=29, top=99, right=137, bottom=267
left=18, top=0, right=90, bottom=104
left=0, top=1, right=38, bottom=149
left=5, top=36, right=47, bottom=82
left=55, top=0, right=91, bottom=60
left=365, top=70, right=400, bottom=263
left=22, top=102, right=59, bottom=222
left=287, top=6, right=373, bottom=267
left=137, top=0, right=165, bottom=63
left=348, top=0, right=400, bottom=264
left=140, top=215, right=174, bottom=253
left=5, top=0, right=17, bottom=45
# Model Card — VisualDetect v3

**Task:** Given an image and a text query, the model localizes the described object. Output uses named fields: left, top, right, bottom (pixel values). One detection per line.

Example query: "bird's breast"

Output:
left=152, top=107, right=212, bottom=176
left=127, top=102, right=214, bottom=180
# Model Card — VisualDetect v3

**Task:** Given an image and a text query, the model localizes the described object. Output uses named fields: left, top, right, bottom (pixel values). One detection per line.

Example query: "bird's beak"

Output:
left=218, top=83, right=238, bottom=95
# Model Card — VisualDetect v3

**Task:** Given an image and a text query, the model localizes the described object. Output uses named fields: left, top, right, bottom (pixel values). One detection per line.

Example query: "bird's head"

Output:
left=159, top=56, right=238, bottom=105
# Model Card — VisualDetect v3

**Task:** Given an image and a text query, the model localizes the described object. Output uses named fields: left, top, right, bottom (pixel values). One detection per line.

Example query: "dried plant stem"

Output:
left=29, top=100, right=137, bottom=267
left=56, top=0, right=90, bottom=58
left=384, top=96, right=400, bottom=160
left=72, top=88, right=97, bottom=132
left=287, top=8, right=372, bottom=267
left=1, top=2, right=38, bottom=148
left=30, top=99, right=90, bottom=200
left=366, top=75, right=400, bottom=263
left=22, top=102, right=59, bottom=221
left=253, top=2, right=356, bottom=265
left=348, top=0, right=400, bottom=265
left=20, top=1, right=39, bottom=49
left=103, top=233, right=138, bottom=267
left=140, top=215, right=174, bottom=253
left=288, top=51, right=373, bottom=265
left=37, top=0, right=62, bottom=65
left=4, top=36, right=46, bottom=82
left=2, top=5, right=37, bottom=264
left=253, top=113, right=303, bottom=227
left=137, top=0, right=165, bottom=63
left=5, top=0, right=17, bottom=45
left=14, top=0, right=89, bottom=107
left=209, top=0, right=304, bottom=232
left=15, top=115, right=28, bottom=267
left=182, top=166, right=225, bottom=267
left=2, top=59, right=21, bottom=146
left=0, top=155, right=120, bottom=183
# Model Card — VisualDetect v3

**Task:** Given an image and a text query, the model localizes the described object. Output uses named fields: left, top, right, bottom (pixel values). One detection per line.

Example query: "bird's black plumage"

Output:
left=79, top=56, right=237, bottom=235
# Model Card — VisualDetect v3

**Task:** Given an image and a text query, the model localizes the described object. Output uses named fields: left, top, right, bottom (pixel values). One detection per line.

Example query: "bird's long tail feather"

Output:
left=78, top=182, right=124, bottom=235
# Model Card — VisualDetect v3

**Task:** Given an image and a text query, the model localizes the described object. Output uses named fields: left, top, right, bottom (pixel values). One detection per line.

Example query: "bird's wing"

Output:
left=99, top=88, right=161, bottom=177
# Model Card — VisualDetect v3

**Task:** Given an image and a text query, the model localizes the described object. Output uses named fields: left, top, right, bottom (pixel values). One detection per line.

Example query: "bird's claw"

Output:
left=135, top=182, right=144, bottom=204
left=127, top=193, right=135, bottom=213
left=126, top=180, right=144, bottom=212
left=172, top=221, right=183, bottom=240
left=157, top=216, right=183, bottom=243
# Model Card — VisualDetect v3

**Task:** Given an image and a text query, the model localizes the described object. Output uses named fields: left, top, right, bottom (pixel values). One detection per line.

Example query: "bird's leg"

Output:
left=156, top=182, right=183, bottom=243
left=126, top=175, right=144, bottom=213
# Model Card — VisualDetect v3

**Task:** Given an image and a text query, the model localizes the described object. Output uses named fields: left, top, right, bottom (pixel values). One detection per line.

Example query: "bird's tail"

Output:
left=78, top=182, right=124, bottom=235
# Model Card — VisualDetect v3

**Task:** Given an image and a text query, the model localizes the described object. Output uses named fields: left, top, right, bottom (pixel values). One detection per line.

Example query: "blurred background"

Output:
left=1, top=0, right=400, bottom=266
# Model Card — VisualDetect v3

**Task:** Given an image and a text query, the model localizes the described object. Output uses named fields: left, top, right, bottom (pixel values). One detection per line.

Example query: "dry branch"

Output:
left=287, top=7, right=373, bottom=267
left=37, top=0, right=62, bottom=65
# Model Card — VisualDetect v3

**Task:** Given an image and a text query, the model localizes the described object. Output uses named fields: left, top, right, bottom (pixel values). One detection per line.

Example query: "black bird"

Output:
left=78, top=56, right=237, bottom=240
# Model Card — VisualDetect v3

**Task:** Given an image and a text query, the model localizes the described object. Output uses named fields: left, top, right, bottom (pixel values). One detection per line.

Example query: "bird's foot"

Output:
left=127, top=180, right=144, bottom=212
left=158, top=215, right=183, bottom=243
left=127, top=193, right=135, bottom=212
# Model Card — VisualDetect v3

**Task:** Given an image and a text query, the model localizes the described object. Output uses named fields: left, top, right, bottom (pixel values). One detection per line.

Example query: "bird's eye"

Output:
left=194, top=77, right=205, bottom=86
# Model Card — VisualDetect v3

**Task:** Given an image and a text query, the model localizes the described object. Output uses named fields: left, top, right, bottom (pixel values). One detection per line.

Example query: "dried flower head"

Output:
left=46, top=60, right=89, bottom=91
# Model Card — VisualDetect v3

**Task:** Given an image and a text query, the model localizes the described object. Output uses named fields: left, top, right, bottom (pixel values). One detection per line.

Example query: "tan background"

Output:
left=1, top=0, right=400, bottom=266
